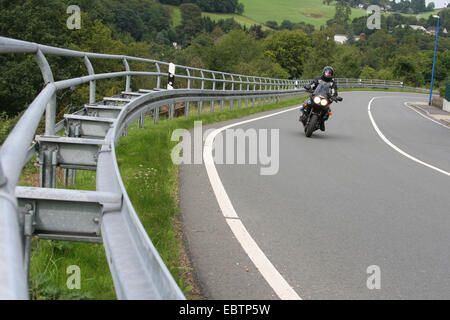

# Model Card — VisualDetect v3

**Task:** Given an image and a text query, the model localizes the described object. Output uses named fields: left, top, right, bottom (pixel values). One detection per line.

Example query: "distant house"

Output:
left=426, top=26, right=448, bottom=35
left=427, top=26, right=438, bottom=35
left=396, top=24, right=428, bottom=33
left=410, top=25, right=428, bottom=32
left=334, top=34, right=348, bottom=44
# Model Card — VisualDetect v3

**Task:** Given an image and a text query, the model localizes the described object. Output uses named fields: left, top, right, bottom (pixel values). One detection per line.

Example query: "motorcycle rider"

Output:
left=300, top=66, right=338, bottom=131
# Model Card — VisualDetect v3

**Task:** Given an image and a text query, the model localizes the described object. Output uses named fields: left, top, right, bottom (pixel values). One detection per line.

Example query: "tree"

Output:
left=236, top=3, right=244, bottom=14
left=249, top=25, right=266, bottom=40
left=411, top=0, right=426, bottom=14
left=367, top=30, right=397, bottom=65
left=333, top=45, right=362, bottom=78
left=326, top=0, right=352, bottom=33
left=280, top=20, right=294, bottom=30
left=176, top=3, right=203, bottom=45
left=302, top=28, right=336, bottom=78
left=263, top=30, right=311, bottom=78
left=376, top=68, right=394, bottom=80
left=359, top=66, right=377, bottom=79
left=393, top=56, right=423, bottom=86
left=265, top=21, right=279, bottom=30
left=160, top=0, right=243, bottom=14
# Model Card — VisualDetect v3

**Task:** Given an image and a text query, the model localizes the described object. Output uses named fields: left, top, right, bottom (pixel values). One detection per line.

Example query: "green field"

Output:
left=165, top=4, right=269, bottom=30
left=166, top=0, right=368, bottom=29
left=239, top=0, right=367, bottom=28
left=401, top=9, right=442, bottom=20
left=203, top=12, right=272, bottom=30
left=165, top=0, right=442, bottom=31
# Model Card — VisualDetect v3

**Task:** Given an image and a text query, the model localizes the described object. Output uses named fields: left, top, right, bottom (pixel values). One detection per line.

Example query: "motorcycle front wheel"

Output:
left=305, top=114, right=318, bottom=138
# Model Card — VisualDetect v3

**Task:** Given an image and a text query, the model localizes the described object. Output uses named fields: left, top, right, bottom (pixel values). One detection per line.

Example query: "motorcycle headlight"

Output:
left=320, top=99, right=329, bottom=106
left=313, top=96, right=321, bottom=104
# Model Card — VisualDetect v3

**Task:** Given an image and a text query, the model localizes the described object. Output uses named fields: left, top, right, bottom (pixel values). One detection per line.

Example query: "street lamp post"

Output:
left=429, top=15, right=440, bottom=106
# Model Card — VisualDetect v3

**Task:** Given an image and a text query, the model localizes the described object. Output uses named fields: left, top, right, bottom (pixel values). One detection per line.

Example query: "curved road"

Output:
left=180, top=91, right=450, bottom=300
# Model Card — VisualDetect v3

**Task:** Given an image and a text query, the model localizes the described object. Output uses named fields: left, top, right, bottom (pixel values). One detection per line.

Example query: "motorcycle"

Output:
left=300, top=83, right=343, bottom=137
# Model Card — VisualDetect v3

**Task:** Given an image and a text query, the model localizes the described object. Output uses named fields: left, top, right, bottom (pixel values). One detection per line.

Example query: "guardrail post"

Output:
left=139, top=113, right=145, bottom=128
left=252, top=77, right=256, bottom=106
left=154, top=107, right=160, bottom=123
left=169, top=103, right=175, bottom=119
left=84, top=56, right=96, bottom=104
left=39, top=149, right=57, bottom=188
left=222, top=73, right=226, bottom=91
left=199, top=71, right=205, bottom=113
left=245, top=77, right=249, bottom=108
left=185, top=68, right=191, bottom=116
left=211, top=73, right=216, bottom=112
left=35, top=49, right=59, bottom=188
left=123, top=58, right=131, bottom=92
left=23, top=202, right=35, bottom=283
left=237, top=76, right=242, bottom=108
left=155, top=63, right=161, bottom=89
left=34, top=49, right=56, bottom=136
left=186, top=68, right=191, bottom=89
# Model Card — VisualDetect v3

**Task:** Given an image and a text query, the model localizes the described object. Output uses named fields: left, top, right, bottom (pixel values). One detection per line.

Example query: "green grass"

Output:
left=339, top=87, right=430, bottom=94
left=203, top=12, right=272, bottom=30
left=165, top=0, right=442, bottom=31
left=239, top=0, right=367, bottom=28
left=403, top=9, right=443, bottom=20
left=25, top=169, right=116, bottom=300
left=168, top=4, right=182, bottom=27
left=165, top=4, right=269, bottom=30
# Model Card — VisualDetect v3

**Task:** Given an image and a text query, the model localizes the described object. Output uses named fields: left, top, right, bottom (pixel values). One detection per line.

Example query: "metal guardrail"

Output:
left=0, top=36, right=305, bottom=300
left=0, top=36, right=436, bottom=300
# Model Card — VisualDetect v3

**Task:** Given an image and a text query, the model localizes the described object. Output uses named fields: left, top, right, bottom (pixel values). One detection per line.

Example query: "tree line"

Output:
left=1, top=0, right=449, bottom=144
left=159, top=0, right=244, bottom=14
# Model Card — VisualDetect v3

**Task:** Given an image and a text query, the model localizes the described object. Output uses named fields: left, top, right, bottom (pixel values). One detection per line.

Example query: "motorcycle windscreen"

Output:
left=313, top=83, right=331, bottom=98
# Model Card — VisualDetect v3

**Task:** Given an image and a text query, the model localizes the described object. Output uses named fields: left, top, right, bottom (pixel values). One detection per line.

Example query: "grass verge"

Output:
left=339, top=87, right=430, bottom=94
left=26, top=168, right=116, bottom=300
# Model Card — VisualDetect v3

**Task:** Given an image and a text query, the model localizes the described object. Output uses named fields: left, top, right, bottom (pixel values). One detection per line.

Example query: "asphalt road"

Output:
left=179, top=91, right=450, bottom=300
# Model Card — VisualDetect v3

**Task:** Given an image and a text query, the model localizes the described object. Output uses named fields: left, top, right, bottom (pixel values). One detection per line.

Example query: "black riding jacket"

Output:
left=309, top=75, right=338, bottom=97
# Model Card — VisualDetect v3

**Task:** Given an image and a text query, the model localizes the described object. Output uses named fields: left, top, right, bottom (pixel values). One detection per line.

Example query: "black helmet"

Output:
left=322, top=66, right=334, bottom=80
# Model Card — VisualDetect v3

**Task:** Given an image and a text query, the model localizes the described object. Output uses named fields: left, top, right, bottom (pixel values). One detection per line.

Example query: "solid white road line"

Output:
left=368, top=97, right=450, bottom=177
left=203, top=106, right=302, bottom=300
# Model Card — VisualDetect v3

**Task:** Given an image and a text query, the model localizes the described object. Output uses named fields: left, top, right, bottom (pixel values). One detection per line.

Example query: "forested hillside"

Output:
left=1, top=0, right=449, bottom=140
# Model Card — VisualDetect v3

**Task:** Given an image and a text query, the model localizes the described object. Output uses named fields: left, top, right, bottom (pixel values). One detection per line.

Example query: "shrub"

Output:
left=0, top=112, right=19, bottom=145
